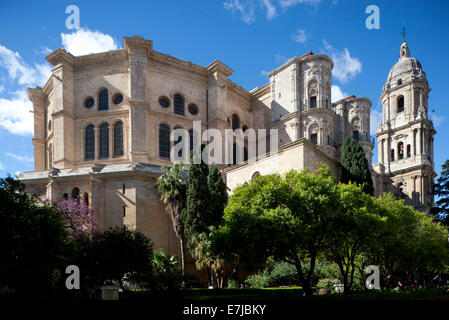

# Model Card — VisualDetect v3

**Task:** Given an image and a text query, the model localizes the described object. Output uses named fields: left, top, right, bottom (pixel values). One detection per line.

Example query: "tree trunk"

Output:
left=293, top=259, right=313, bottom=296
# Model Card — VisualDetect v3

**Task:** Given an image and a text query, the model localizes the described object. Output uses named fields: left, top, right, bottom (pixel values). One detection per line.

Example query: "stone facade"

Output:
left=20, top=36, right=435, bottom=273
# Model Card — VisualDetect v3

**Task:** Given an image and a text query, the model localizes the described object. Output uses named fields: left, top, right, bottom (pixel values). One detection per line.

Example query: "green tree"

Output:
left=73, top=226, right=153, bottom=289
left=325, top=182, right=385, bottom=293
left=0, top=176, right=69, bottom=291
left=221, top=166, right=341, bottom=296
left=156, top=164, right=188, bottom=275
left=182, top=148, right=210, bottom=253
left=340, top=137, right=374, bottom=195
left=431, top=159, right=449, bottom=225
left=207, top=164, right=228, bottom=227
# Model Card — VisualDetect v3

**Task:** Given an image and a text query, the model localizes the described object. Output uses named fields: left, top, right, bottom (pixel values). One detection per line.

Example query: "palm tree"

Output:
left=156, top=164, right=187, bottom=275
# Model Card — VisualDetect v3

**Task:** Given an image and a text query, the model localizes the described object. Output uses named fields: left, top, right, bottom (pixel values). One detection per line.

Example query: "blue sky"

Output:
left=0, top=0, right=448, bottom=179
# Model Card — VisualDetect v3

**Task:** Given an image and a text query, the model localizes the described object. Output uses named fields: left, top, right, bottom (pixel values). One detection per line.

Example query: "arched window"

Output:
left=72, top=187, right=80, bottom=204
left=174, top=94, right=184, bottom=115
left=99, top=123, right=109, bottom=159
left=406, top=144, right=411, bottom=158
left=391, top=149, right=395, bottom=161
left=397, top=96, right=404, bottom=113
left=159, top=124, right=170, bottom=158
left=83, top=192, right=89, bottom=206
left=232, top=114, right=240, bottom=130
left=311, top=133, right=318, bottom=144
left=63, top=193, right=69, bottom=201
left=85, top=125, right=95, bottom=160
left=99, top=89, right=109, bottom=111
left=113, top=121, right=124, bottom=157
left=308, top=79, right=318, bottom=109
left=251, top=171, right=261, bottom=181
left=352, top=130, right=359, bottom=141
left=398, top=142, right=404, bottom=160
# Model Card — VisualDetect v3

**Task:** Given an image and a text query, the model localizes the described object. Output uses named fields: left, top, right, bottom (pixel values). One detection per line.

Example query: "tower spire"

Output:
left=401, top=27, right=406, bottom=42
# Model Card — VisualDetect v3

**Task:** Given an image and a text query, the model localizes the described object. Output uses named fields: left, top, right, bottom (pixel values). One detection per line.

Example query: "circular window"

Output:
left=113, top=94, right=123, bottom=105
left=84, top=97, right=94, bottom=108
left=48, top=120, right=52, bottom=132
left=188, top=103, right=199, bottom=115
left=159, top=97, right=170, bottom=108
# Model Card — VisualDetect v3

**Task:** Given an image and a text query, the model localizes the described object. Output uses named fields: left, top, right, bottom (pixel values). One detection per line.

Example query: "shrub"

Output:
left=245, top=262, right=299, bottom=288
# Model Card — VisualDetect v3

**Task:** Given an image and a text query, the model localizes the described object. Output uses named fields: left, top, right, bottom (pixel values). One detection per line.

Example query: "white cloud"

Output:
left=0, top=44, right=51, bottom=136
left=223, top=0, right=256, bottom=24
left=279, top=0, right=321, bottom=9
left=61, top=27, right=119, bottom=56
left=0, top=44, right=51, bottom=87
left=370, top=108, right=383, bottom=135
left=275, top=54, right=288, bottom=64
left=430, top=113, right=444, bottom=127
left=291, top=28, right=308, bottom=43
left=261, top=69, right=269, bottom=77
left=0, top=161, right=5, bottom=171
left=40, top=47, right=53, bottom=55
left=6, top=152, right=33, bottom=163
left=331, top=85, right=348, bottom=103
left=262, top=0, right=277, bottom=19
left=323, top=40, right=362, bottom=83
left=0, top=89, right=34, bottom=135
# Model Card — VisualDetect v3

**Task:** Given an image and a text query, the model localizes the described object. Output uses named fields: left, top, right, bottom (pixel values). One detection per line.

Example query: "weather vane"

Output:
left=401, top=27, right=406, bottom=42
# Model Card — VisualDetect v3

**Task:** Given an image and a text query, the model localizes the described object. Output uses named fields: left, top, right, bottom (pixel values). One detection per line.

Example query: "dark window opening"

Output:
left=397, top=96, right=404, bottom=113
left=63, top=193, right=69, bottom=201
left=113, top=121, right=124, bottom=157
left=72, top=188, right=80, bottom=204
left=407, top=144, right=411, bottom=158
left=84, top=97, right=94, bottom=108
left=99, top=123, right=109, bottom=158
left=391, top=149, right=395, bottom=161
left=398, top=142, right=404, bottom=160
left=83, top=192, right=89, bottom=206
left=159, top=97, right=170, bottom=108
left=309, top=96, right=317, bottom=109
left=353, top=130, right=359, bottom=141
left=122, top=184, right=126, bottom=194
left=232, top=114, right=240, bottom=131
left=99, top=89, right=109, bottom=110
left=113, top=94, right=123, bottom=105
left=159, top=124, right=170, bottom=158
left=174, top=94, right=184, bottom=115
left=85, top=125, right=95, bottom=160
left=311, top=133, right=318, bottom=144
left=188, top=104, right=199, bottom=115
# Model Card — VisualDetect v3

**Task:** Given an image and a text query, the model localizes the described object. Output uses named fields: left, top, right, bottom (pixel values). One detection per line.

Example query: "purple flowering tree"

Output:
left=57, top=199, right=98, bottom=240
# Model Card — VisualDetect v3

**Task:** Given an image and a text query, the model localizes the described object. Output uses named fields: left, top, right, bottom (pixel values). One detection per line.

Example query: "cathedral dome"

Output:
left=385, top=41, right=426, bottom=89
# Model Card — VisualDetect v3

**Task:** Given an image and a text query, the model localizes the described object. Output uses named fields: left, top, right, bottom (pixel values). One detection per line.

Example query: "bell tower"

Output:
left=374, top=34, right=436, bottom=212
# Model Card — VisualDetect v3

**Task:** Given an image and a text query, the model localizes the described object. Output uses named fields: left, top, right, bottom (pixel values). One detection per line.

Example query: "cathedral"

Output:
left=20, top=35, right=435, bottom=260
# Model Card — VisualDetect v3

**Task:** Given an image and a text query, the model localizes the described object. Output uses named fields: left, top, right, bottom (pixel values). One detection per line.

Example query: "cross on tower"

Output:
left=401, top=27, right=406, bottom=42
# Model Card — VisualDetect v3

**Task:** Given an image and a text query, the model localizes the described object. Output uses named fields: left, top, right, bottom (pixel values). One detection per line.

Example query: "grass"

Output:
left=119, top=287, right=448, bottom=301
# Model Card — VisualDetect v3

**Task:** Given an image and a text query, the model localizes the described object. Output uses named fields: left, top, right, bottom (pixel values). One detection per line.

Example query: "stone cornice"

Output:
left=45, top=48, right=76, bottom=66
left=124, top=36, right=153, bottom=55
left=207, top=60, right=233, bottom=77
left=27, top=87, right=46, bottom=106
left=150, top=51, right=208, bottom=79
